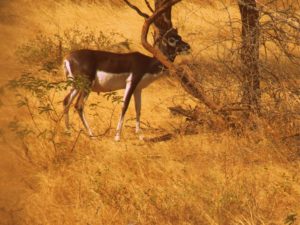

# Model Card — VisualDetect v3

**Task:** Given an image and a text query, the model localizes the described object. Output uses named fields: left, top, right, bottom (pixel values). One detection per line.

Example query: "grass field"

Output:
left=0, top=1, right=299, bottom=225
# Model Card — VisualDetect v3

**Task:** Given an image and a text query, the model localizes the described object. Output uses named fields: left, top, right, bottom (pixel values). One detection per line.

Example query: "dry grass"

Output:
left=0, top=1, right=299, bottom=225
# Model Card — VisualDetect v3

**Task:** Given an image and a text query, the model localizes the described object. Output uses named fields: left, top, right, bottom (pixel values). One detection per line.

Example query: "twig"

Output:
left=25, top=99, right=42, bottom=134
left=144, top=133, right=173, bottom=143
left=144, top=0, right=154, bottom=12
left=93, top=103, right=118, bottom=137
left=168, top=106, right=198, bottom=120
left=123, top=0, right=149, bottom=18
left=71, top=129, right=82, bottom=152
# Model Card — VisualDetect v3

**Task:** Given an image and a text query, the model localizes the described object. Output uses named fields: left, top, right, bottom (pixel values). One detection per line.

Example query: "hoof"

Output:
left=138, top=134, right=144, bottom=141
left=114, top=135, right=121, bottom=142
left=65, top=129, right=71, bottom=135
left=89, top=135, right=97, bottom=140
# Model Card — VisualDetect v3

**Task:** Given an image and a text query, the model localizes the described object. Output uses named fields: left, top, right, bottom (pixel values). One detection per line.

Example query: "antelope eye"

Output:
left=168, top=37, right=177, bottom=46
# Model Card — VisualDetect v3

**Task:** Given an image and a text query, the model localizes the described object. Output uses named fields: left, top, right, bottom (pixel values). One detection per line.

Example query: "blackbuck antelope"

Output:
left=63, top=28, right=190, bottom=141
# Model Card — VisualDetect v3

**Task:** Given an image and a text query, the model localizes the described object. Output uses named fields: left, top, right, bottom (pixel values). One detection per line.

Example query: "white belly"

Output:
left=92, top=71, right=130, bottom=92
left=91, top=71, right=162, bottom=93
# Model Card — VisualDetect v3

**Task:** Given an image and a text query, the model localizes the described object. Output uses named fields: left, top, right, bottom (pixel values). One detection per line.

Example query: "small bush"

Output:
left=16, top=28, right=130, bottom=73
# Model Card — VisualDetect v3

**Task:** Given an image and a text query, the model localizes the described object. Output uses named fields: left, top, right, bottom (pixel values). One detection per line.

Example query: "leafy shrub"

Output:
left=16, top=28, right=130, bottom=73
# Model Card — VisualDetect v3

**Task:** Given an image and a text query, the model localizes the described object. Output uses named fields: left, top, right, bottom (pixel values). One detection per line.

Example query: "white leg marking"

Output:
left=82, top=112, right=94, bottom=137
left=64, top=89, right=79, bottom=130
left=115, top=116, right=124, bottom=142
left=63, top=60, right=76, bottom=131
left=64, top=59, right=73, bottom=79
left=134, top=89, right=144, bottom=141
left=134, top=89, right=141, bottom=132
left=78, top=94, right=94, bottom=137
left=115, top=75, right=132, bottom=142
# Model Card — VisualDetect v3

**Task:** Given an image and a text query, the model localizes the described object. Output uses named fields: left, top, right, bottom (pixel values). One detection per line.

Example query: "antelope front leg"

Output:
left=115, top=81, right=131, bottom=141
left=134, top=89, right=144, bottom=140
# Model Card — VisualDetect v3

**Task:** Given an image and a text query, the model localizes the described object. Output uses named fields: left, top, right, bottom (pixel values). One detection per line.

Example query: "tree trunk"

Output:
left=238, top=0, right=260, bottom=112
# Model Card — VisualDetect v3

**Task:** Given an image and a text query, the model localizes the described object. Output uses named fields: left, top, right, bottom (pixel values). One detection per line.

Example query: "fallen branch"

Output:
left=70, top=129, right=82, bottom=152
left=144, top=133, right=173, bottom=143
left=168, top=105, right=198, bottom=121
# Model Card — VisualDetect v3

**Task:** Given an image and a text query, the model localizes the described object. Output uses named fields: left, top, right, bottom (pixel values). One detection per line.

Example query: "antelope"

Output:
left=63, top=28, right=190, bottom=141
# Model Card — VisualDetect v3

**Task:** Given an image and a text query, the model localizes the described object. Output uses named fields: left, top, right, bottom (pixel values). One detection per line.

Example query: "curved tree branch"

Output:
left=141, top=0, right=222, bottom=114
left=123, top=0, right=150, bottom=18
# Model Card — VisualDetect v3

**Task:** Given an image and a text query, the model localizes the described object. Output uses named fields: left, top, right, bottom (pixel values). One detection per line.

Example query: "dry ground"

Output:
left=0, top=1, right=299, bottom=225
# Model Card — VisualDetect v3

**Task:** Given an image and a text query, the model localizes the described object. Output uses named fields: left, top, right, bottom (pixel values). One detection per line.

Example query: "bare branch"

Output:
left=123, top=0, right=149, bottom=19
left=145, top=0, right=154, bottom=13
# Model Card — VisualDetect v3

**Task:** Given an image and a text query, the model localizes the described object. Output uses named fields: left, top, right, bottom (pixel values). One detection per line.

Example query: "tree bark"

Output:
left=238, top=0, right=260, bottom=111
left=153, top=0, right=173, bottom=46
